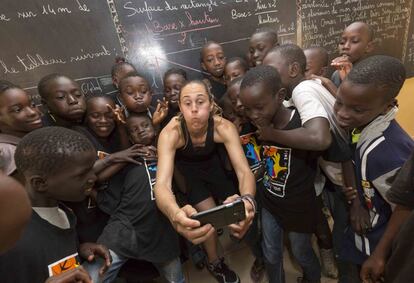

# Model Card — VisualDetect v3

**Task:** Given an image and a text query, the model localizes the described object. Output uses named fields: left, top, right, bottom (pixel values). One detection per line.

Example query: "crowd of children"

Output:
left=0, top=20, right=413, bottom=283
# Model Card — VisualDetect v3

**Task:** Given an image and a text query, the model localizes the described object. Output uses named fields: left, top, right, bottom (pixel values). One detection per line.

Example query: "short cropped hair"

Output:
left=200, top=41, right=223, bottom=62
left=346, top=55, right=406, bottom=100
left=227, top=76, right=243, bottom=89
left=111, top=57, right=137, bottom=78
left=15, top=127, right=95, bottom=176
left=118, top=72, right=149, bottom=90
left=163, top=68, right=188, bottom=82
left=225, top=57, right=249, bottom=72
left=268, top=44, right=307, bottom=74
left=252, top=27, right=279, bottom=46
left=0, top=80, right=19, bottom=96
left=304, top=46, right=329, bottom=67
left=240, top=65, right=282, bottom=94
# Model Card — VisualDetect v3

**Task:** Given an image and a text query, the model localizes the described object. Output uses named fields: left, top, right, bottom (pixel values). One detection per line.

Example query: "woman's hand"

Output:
left=171, top=205, right=215, bottom=245
left=224, top=194, right=255, bottom=239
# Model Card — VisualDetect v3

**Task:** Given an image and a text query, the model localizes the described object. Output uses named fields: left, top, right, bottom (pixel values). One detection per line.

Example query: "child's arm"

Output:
left=257, top=117, right=332, bottom=151
left=44, top=266, right=91, bottom=283
left=342, top=160, right=372, bottom=235
left=309, top=75, right=338, bottom=97
left=360, top=205, right=412, bottom=282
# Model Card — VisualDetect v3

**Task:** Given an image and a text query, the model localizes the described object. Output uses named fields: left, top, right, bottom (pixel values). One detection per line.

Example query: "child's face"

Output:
left=240, top=82, right=280, bottom=127
left=338, top=23, right=373, bottom=63
left=249, top=33, right=276, bottom=67
left=164, top=74, right=185, bottom=109
left=0, top=88, right=42, bottom=134
left=334, top=80, right=393, bottom=130
left=43, top=77, right=86, bottom=123
left=222, top=98, right=237, bottom=123
left=304, top=49, right=327, bottom=78
left=46, top=149, right=96, bottom=202
left=227, top=83, right=244, bottom=117
left=113, top=64, right=136, bottom=89
left=179, top=82, right=213, bottom=133
left=224, top=61, right=246, bottom=85
left=201, top=43, right=226, bottom=78
left=86, top=97, right=115, bottom=138
left=120, top=76, right=152, bottom=113
left=263, top=52, right=291, bottom=90
left=127, top=115, right=155, bottom=146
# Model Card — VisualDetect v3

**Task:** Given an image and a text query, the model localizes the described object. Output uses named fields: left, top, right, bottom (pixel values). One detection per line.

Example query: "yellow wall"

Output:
left=397, top=78, right=414, bottom=137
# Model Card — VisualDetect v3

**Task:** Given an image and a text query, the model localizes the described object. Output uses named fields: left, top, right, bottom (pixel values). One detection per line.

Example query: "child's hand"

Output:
left=106, top=104, right=126, bottom=124
left=349, top=201, right=371, bottom=235
left=171, top=205, right=215, bottom=245
left=331, top=55, right=353, bottom=80
left=224, top=194, right=255, bottom=239
left=44, top=266, right=92, bottom=283
left=108, top=144, right=148, bottom=165
left=342, top=186, right=358, bottom=203
left=256, top=124, right=275, bottom=141
left=79, top=243, right=112, bottom=275
left=152, top=98, right=169, bottom=125
left=360, top=254, right=385, bottom=283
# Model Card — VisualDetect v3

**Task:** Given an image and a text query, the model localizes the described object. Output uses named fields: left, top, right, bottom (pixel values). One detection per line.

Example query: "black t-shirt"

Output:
left=259, top=109, right=318, bottom=233
left=98, top=161, right=180, bottom=263
left=0, top=206, right=80, bottom=283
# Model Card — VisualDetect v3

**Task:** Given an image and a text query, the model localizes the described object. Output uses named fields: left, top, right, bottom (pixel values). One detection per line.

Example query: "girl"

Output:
left=155, top=80, right=256, bottom=283
left=38, top=73, right=86, bottom=127
left=0, top=80, right=42, bottom=176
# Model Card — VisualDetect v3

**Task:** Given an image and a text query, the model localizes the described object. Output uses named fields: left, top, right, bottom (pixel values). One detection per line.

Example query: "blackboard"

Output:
left=113, top=0, right=297, bottom=93
left=299, top=0, right=414, bottom=60
left=0, top=0, right=123, bottom=99
left=1, top=0, right=414, bottom=99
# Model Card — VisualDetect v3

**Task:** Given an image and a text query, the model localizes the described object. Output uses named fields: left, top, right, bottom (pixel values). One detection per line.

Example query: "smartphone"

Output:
left=191, top=199, right=246, bottom=229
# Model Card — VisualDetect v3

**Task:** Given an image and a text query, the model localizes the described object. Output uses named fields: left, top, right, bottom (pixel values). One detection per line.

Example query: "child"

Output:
left=249, top=27, right=279, bottom=67
left=70, top=95, right=144, bottom=243
left=0, top=80, right=42, bottom=176
left=382, top=152, right=414, bottom=283
left=304, top=47, right=329, bottom=79
left=200, top=41, right=227, bottom=100
left=94, top=113, right=184, bottom=283
left=38, top=73, right=86, bottom=127
left=331, top=22, right=374, bottom=87
left=110, top=57, right=138, bottom=106
left=153, top=68, right=187, bottom=128
left=333, top=55, right=413, bottom=280
left=226, top=77, right=266, bottom=283
left=0, top=127, right=111, bottom=282
left=240, top=65, right=321, bottom=283
left=263, top=44, right=356, bottom=282
left=118, top=72, right=154, bottom=118
left=224, top=57, right=249, bottom=85
left=0, top=172, right=31, bottom=254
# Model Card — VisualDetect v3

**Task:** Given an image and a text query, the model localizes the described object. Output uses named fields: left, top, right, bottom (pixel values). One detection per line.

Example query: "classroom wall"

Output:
left=397, top=78, right=414, bottom=137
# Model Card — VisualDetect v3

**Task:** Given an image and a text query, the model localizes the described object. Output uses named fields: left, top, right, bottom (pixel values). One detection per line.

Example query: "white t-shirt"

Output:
left=291, top=79, right=332, bottom=125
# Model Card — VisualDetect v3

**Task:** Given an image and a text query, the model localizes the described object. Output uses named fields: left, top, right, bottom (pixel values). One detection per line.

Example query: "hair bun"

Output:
left=115, top=56, right=126, bottom=64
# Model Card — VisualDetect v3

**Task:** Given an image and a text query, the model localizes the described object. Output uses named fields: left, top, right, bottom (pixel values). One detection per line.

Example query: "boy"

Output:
left=0, top=127, right=111, bottom=282
left=334, top=56, right=413, bottom=281
left=263, top=44, right=356, bottom=281
left=200, top=41, right=227, bottom=100
left=304, top=47, right=329, bottom=79
left=331, top=22, right=374, bottom=87
left=249, top=27, right=279, bottom=67
left=93, top=113, right=184, bottom=283
left=224, top=57, right=249, bottom=85
left=240, top=66, right=321, bottom=283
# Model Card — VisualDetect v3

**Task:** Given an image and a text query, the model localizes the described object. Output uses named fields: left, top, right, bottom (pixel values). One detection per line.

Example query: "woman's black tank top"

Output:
left=176, top=118, right=216, bottom=162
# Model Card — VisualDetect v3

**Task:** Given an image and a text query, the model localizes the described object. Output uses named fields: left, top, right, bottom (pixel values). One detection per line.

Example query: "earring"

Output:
left=48, top=111, right=56, bottom=123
